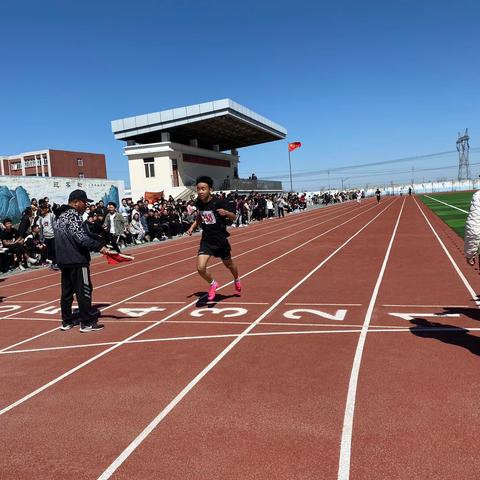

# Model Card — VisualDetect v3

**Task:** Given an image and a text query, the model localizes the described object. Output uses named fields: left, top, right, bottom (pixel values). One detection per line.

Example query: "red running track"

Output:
left=0, top=196, right=479, bottom=479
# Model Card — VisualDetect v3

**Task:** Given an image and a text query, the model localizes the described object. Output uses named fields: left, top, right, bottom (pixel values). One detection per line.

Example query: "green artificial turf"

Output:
left=419, top=191, right=474, bottom=238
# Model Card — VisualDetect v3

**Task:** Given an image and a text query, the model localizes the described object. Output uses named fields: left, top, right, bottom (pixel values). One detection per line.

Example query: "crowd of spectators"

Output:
left=0, top=191, right=310, bottom=274
left=320, top=190, right=366, bottom=205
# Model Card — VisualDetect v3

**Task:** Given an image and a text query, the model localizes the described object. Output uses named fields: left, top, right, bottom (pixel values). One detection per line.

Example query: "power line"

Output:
left=255, top=147, right=480, bottom=179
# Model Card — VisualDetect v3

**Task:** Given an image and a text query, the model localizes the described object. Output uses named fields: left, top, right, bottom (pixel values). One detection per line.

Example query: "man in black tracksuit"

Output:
left=54, top=190, right=108, bottom=332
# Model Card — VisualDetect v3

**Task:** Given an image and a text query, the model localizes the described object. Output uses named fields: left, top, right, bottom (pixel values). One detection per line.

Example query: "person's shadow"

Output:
left=409, top=318, right=480, bottom=356
left=189, top=291, right=240, bottom=308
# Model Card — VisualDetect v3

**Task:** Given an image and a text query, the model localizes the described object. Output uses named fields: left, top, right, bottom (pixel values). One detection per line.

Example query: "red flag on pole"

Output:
left=288, top=142, right=302, bottom=152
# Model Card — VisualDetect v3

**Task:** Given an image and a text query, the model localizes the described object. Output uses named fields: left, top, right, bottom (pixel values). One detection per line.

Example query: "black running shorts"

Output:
left=198, top=240, right=232, bottom=261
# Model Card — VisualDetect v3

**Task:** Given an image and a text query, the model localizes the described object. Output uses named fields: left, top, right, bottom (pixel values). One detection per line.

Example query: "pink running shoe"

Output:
left=208, top=281, right=219, bottom=301
left=234, top=279, right=242, bottom=294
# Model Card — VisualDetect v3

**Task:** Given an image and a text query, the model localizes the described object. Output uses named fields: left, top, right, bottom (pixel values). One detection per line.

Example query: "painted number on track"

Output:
left=0, top=305, right=21, bottom=313
left=118, top=307, right=166, bottom=318
left=191, top=307, right=248, bottom=318
left=283, top=309, right=347, bottom=321
left=36, top=306, right=62, bottom=315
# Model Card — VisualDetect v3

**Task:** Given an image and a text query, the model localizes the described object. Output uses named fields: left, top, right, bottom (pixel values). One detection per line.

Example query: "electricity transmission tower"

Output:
left=457, top=128, right=471, bottom=181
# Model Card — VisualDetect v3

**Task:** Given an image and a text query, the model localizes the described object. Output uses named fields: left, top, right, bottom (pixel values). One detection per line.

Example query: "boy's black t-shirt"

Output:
left=1, top=228, right=18, bottom=243
left=196, top=196, right=233, bottom=248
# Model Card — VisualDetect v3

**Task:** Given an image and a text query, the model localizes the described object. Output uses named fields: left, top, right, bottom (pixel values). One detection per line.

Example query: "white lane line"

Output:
left=0, top=204, right=352, bottom=291
left=0, top=202, right=373, bottom=353
left=423, top=194, right=469, bottom=214
left=5, top=325, right=478, bottom=356
left=125, top=301, right=187, bottom=304
left=3, top=203, right=345, bottom=298
left=1, top=199, right=374, bottom=325
left=96, top=198, right=396, bottom=479
left=338, top=197, right=405, bottom=480
left=285, top=303, right=362, bottom=306
left=414, top=198, right=480, bottom=307
left=212, top=302, right=270, bottom=305
left=96, top=201, right=386, bottom=316
left=0, top=200, right=394, bottom=417
left=3, top=300, right=45, bottom=303
left=383, top=304, right=471, bottom=308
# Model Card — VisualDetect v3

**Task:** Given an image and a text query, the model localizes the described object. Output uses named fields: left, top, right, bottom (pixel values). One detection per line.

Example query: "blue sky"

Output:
left=2, top=0, right=479, bottom=190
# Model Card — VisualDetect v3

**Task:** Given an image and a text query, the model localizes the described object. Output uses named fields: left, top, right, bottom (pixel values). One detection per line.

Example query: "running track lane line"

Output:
left=337, top=197, right=405, bottom=480
left=2, top=200, right=365, bottom=302
left=95, top=198, right=399, bottom=479
left=414, top=197, right=480, bottom=306
left=4, top=203, right=335, bottom=298
left=0, top=200, right=383, bottom=353
left=0, top=200, right=396, bottom=417
left=1, top=204, right=335, bottom=290
left=422, top=194, right=469, bottom=214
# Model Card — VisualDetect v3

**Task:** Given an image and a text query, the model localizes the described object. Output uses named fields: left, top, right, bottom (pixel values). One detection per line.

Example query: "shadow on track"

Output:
left=409, top=318, right=480, bottom=356
left=189, top=291, right=241, bottom=308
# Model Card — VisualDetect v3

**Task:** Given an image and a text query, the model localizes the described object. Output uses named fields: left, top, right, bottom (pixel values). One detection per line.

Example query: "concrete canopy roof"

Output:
left=111, top=99, right=287, bottom=151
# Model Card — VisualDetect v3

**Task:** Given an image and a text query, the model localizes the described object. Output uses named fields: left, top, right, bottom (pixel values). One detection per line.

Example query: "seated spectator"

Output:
left=1, top=218, right=37, bottom=270
left=24, top=224, right=48, bottom=264
left=146, top=210, right=165, bottom=241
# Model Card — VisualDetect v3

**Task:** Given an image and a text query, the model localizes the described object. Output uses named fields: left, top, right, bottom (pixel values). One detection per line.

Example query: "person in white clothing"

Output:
left=464, top=190, right=480, bottom=266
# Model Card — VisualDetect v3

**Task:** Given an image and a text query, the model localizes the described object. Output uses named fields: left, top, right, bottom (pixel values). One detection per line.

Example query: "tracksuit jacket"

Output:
left=53, top=205, right=103, bottom=268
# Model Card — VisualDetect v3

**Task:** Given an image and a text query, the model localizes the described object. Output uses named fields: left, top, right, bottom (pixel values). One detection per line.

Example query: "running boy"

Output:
left=375, top=188, right=381, bottom=203
left=187, top=176, right=241, bottom=301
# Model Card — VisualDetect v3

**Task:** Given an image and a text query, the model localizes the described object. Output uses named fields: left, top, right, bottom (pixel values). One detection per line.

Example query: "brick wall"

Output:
left=49, top=150, right=107, bottom=179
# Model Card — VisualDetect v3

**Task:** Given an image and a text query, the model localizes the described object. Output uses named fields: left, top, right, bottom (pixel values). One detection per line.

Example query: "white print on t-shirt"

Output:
left=200, top=210, right=216, bottom=225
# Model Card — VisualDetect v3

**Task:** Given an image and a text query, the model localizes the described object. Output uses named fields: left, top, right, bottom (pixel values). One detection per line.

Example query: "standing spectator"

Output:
left=130, top=212, right=146, bottom=243
left=54, top=189, right=107, bottom=332
left=141, top=212, right=151, bottom=241
left=38, top=203, right=58, bottom=269
left=17, top=207, right=34, bottom=239
left=119, top=198, right=130, bottom=220
left=277, top=196, right=286, bottom=218
left=266, top=197, right=275, bottom=218
left=103, top=202, right=127, bottom=253
left=96, top=200, right=108, bottom=218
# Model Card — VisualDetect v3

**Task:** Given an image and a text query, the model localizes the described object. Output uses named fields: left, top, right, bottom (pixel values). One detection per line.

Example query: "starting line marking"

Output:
left=389, top=312, right=461, bottom=321
left=4, top=325, right=480, bottom=356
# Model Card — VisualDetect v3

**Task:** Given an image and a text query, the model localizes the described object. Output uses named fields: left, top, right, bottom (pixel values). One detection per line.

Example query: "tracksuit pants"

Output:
left=60, top=266, right=97, bottom=326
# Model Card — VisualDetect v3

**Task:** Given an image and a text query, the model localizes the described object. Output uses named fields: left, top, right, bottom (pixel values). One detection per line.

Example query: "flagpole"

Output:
left=288, top=147, right=293, bottom=192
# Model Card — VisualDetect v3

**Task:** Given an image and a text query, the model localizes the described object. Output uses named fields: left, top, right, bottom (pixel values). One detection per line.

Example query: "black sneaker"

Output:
left=60, top=323, right=75, bottom=331
left=80, top=323, right=105, bottom=333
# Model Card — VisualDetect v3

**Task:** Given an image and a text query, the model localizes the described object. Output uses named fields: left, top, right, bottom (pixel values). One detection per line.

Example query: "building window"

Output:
left=77, top=158, right=83, bottom=166
left=79, top=173, right=84, bottom=178
left=144, top=158, right=155, bottom=178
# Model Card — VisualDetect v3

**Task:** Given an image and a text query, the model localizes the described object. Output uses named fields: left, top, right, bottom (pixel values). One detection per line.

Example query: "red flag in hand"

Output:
left=104, top=251, right=134, bottom=265
left=288, top=142, right=302, bottom=152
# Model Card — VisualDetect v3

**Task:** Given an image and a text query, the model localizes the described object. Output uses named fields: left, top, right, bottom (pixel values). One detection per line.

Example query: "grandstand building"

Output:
left=111, top=99, right=286, bottom=200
